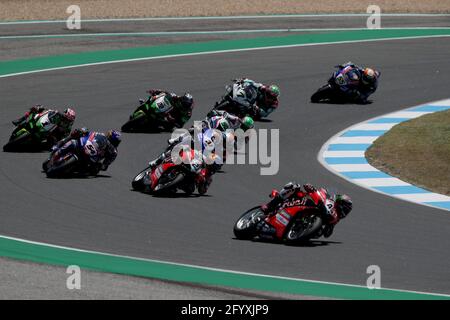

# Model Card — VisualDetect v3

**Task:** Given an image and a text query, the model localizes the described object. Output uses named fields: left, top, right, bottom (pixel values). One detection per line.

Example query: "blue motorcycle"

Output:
left=311, top=64, right=368, bottom=103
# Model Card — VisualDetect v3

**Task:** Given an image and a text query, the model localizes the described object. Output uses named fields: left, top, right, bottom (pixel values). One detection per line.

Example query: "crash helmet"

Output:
left=261, top=85, right=280, bottom=103
left=335, top=194, right=353, bottom=219
left=106, top=129, right=122, bottom=148
left=362, top=68, right=378, bottom=86
left=217, top=118, right=230, bottom=132
left=241, top=116, right=254, bottom=131
left=180, top=93, right=194, bottom=110
left=63, top=108, right=76, bottom=123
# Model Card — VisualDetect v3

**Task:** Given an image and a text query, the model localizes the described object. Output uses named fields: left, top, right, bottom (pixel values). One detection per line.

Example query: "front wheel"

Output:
left=3, top=131, right=32, bottom=152
left=121, top=112, right=147, bottom=132
left=311, top=84, right=334, bottom=103
left=233, top=207, right=266, bottom=240
left=46, top=155, right=79, bottom=178
left=285, top=214, right=323, bottom=243
left=132, top=167, right=150, bottom=191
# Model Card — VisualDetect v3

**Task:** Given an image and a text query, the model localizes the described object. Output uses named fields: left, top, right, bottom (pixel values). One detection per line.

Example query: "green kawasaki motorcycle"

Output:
left=121, top=93, right=175, bottom=132
left=3, top=111, right=60, bottom=152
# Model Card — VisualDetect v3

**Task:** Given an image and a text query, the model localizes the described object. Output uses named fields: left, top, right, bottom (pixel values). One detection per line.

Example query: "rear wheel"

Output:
left=311, top=85, right=334, bottom=103
left=233, top=207, right=266, bottom=240
left=285, top=214, right=323, bottom=243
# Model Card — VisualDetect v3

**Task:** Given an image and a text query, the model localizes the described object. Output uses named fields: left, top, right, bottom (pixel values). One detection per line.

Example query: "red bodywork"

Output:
left=149, top=149, right=198, bottom=190
left=266, top=189, right=327, bottom=239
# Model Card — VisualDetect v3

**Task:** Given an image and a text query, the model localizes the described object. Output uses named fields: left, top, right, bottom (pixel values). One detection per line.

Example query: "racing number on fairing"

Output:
left=84, top=141, right=98, bottom=156
left=335, top=73, right=347, bottom=86
left=154, top=96, right=172, bottom=113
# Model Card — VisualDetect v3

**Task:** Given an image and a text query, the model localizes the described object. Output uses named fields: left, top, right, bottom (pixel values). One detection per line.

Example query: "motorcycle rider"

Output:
left=259, top=182, right=353, bottom=238
left=167, top=110, right=254, bottom=146
left=158, top=110, right=253, bottom=172
left=333, top=62, right=380, bottom=103
left=139, top=89, right=194, bottom=129
left=220, top=78, right=280, bottom=119
left=207, top=110, right=254, bottom=132
left=147, top=129, right=221, bottom=194
left=49, top=128, right=121, bottom=174
left=12, top=104, right=76, bottom=145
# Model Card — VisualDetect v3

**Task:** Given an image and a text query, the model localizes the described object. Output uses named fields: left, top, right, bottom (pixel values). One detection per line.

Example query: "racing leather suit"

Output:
left=334, top=62, right=379, bottom=103
left=230, top=79, right=279, bottom=118
left=13, top=105, right=72, bottom=146
left=146, top=89, right=193, bottom=129
left=52, top=129, right=118, bottom=174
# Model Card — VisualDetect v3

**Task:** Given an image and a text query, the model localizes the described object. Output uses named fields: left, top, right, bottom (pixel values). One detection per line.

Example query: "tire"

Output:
left=210, top=99, right=238, bottom=116
left=3, top=131, right=32, bottom=152
left=42, top=159, right=50, bottom=172
left=233, top=207, right=265, bottom=240
left=132, top=167, right=150, bottom=191
left=121, top=113, right=147, bottom=132
left=284, top=214, right=323, bottom=244
left=46, top=155, right=78, bottom=178
left=311, top=85, right=334, bottom=103
left=153, top=171, right=185, bottom=193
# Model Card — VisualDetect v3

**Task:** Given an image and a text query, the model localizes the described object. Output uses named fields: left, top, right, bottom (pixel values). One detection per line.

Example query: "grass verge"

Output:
left=366, top=110, right=450, bottom=196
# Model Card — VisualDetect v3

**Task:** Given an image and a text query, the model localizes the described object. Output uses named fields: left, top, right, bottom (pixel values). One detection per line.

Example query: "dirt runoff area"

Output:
left=1, top=0, right=449, bottom=21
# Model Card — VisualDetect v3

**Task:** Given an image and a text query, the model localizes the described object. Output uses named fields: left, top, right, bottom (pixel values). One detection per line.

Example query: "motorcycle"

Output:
left=3, top=111, right=60, bottom=152
left=209, top=81, right=259, bottom=119
left=311, top=65, right=361, bottom=103
left=132, top=148, right=207, bottom=195
left=233, top=189, right=331, bottom=243
left=42, top=135, right=103, bottom=178
left=121, top=93, right=175, bottom=132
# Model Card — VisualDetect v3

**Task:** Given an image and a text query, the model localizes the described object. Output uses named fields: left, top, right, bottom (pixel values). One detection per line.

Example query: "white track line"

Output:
left=2, top=234, right=449, bottom=297
left=1, top=34, right=449, bottom=297
left=2, top=34, right=450, bottom=80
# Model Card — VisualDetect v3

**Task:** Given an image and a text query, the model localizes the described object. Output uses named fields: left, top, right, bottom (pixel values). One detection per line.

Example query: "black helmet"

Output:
left=335, top=194, right=352, bottom=218
left=180, top=93, right=194, bottom=109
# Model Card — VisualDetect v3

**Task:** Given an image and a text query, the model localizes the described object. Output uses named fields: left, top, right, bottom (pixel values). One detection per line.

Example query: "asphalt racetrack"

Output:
left=1, top=36, right=450, bottom=294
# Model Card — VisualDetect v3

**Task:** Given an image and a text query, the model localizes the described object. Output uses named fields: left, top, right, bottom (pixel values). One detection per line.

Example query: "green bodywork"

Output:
left=11, top=112, right=56, bottom=142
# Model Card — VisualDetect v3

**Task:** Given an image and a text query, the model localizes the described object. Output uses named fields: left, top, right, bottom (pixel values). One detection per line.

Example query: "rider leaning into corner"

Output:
left=259, top=182, right=353, bottom=239
left=50, top=128, right=121, bottom=175
left=220, top=78, right=280, bottom=119
left=13, top=104, right=76, bottom=145
left=333, top=62, right=380, bottom=104
left=167, top=109, right=254, bottom=147
left=147, top=129, right=225, bottom=195
left=139, top=89, right=194, bottom=129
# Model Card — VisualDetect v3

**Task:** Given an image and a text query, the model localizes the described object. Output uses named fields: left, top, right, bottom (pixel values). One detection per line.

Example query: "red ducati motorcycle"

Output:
left=233, top=188, right=330, bottom=243
left=132, top=148, right=207, bottom=195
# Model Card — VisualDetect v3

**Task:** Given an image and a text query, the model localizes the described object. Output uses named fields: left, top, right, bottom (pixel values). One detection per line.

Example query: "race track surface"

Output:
left=1, top=37, right=450, bottom=294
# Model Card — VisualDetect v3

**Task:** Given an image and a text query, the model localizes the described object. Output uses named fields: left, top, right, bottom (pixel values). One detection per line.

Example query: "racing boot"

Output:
left=256, top=219, right=277, bottom=239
